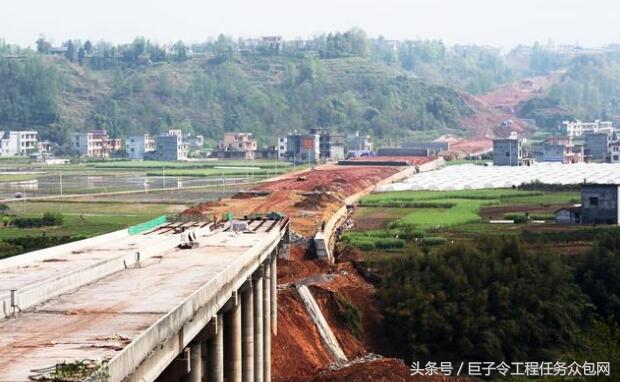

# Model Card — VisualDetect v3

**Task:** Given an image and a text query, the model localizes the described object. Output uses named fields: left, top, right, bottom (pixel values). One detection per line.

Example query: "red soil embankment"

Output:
left=183, top=164, right=403, bottom=236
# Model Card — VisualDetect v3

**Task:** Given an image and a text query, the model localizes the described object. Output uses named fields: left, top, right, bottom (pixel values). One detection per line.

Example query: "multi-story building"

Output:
left=562, top=120, right=614, bottom=138
left=609, top=141, right=620, bottom=163
left=346, top=131, right=373, bottom=153
left=285, top=133, right=320, bottom=163
left=219, top=133, right=257, bottom=152
left=531, top=136, right=583, bottom=163
left=213, top=132, right=258, bottom=160
left=493, top=134, right=522, bottom=166
left=277, top=137, right=287, bottom=160
left=311, top=128, right=345, bottom=161
left=0, top=130, right=38, bottom=157
left=585, top=132, right=611, bottom=161
left=581, top=184, right=620, bottom=225
left=148, top=131, right=188, bottom=161
left=126, top=134, right=155, bottom=160
left=70, top=130, right=121, bottom=158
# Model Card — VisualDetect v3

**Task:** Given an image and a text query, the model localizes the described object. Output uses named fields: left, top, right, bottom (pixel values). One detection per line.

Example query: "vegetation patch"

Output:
left=12, top=212, right=64, bottom=228
left=359, top=189, right=578, bottom=232
left=377, top=234, right=619, bottom=365
left=334, top=294, right=363, bottom=339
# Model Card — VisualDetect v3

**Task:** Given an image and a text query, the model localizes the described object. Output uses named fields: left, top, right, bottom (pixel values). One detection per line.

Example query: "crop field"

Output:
left=1, top=201, right=184, bottom=239
left=345, top=188, right=581, bottom=251
left=0, top=200, right=187, bottom=257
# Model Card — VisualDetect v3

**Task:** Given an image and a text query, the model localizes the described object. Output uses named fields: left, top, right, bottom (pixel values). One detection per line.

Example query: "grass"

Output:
left=443, top=159, right=488, bottom=167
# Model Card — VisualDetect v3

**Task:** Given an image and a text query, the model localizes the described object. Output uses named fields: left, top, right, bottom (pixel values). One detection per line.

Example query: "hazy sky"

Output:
left=3, top=0, right=620, bottom=48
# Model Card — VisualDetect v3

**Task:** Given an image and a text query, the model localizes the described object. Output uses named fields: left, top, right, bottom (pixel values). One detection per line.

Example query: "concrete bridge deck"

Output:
left=0, top=217, right=289, bottom=382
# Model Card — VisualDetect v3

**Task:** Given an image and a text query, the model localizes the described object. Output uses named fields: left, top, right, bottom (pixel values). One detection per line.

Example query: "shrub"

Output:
left=12, top=212, right=64, bottom=228
left=505, top=213, right=529, bottom=224
left=0, top=241, right=23, bottom=258
left=375, top=238, right=406, bottom=249
left=355, top=241, right=375, bottom=251
left=334, top=294, right=363, bottom=338
left=4, top=235, right=80, bottom=255
left=421, top=236, right=447, bottom=246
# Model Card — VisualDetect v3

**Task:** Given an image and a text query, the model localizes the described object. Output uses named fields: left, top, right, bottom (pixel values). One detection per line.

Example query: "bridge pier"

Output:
left=155, top=258, right=278, bottom=382
left=241, top=281, right=254, bottom=382
left=253, top=267, right=264, bottom=382
left=187, top=342, right=202, bottom=382
left=227, top=292, right=242, bottom=382
left=208, top=313, right=224, bottom=382
left=263, top=259, right=272, bottom=382
left=270, top=252, right=277, bottom=336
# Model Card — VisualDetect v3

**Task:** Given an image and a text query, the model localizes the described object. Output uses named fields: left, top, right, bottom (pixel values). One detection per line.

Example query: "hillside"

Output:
left=0, top=52, right=534, bottom=147
left=518, top=49, right=620, bottom=129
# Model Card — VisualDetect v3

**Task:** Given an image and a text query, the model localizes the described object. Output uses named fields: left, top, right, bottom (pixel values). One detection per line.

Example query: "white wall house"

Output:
left=0, top=130, right=38, bottom=157
left=562, top=120, right=614, bottom=138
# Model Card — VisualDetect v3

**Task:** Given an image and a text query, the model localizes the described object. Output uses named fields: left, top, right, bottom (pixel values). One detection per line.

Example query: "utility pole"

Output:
left=59, top=170, right=63, bottom=199
left=221, top=169, right=225, bottom=198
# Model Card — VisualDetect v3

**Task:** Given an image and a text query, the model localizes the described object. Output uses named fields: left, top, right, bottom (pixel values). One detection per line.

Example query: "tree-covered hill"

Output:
left=0, top=53, right=476, bottom=147
left=518, top=49, right=620, bottom=129
left=1, top=32, right=615, bottom=145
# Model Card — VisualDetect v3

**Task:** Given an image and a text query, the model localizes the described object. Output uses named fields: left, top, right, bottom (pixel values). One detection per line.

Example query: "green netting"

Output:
left=128, top=215, right=167, bottom=235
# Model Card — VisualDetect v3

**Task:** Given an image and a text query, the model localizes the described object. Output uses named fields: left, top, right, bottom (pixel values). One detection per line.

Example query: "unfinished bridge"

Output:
left=0, top=215, right=290, bottom=382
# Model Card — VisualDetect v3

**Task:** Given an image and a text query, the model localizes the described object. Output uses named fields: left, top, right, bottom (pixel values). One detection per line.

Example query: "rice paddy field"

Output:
left=0, top=159, right=297, bottom=201
left=0, top=158, right=300, bottom=256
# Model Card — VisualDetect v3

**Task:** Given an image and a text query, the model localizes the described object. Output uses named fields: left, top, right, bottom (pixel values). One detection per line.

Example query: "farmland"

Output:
left=0, top=159, right=300, bottom=201
left=343, top=188, right=582, bottom=252
left=0, top=200, right=185, bottom=256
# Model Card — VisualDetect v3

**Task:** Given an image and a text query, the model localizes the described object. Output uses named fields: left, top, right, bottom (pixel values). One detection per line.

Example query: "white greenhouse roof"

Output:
left=376, top=163, right=620, bottom=192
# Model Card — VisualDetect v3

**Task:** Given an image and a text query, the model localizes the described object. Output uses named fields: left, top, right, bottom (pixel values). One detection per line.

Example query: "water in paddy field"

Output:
left=377, top=163, right=620, bottom=192
left=0, top=172, right=256, bottom=201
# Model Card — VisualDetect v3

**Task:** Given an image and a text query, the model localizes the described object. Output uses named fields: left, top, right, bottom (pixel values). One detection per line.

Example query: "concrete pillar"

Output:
left=228, top=296, right=242, bottom=382
left=188, top=342, right=203, bottom=382
left=242, top=285, right=254, bottom=382
left=253, top=272, right=264, bottom=382
left=270, top=253, right=277, bottom=336
left=208, top=314, right=224, bottom=382
left=263, top=261, right=271, bottom=382
left=201, top=342, right=208, bottom=382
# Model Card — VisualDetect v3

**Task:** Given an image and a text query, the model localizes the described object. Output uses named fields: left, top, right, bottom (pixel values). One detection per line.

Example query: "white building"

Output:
left=0, top=130, right=38, bottom=157
left=126, top=134, right=155, bottom=160
left=562, top=120, right=614, bottom=138
left=346, top=131, right=373, bottom=152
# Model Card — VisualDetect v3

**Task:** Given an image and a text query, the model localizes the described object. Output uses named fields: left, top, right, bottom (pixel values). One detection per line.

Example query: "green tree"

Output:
left=64, top=40, right=76, bottom=62
left=378, top=237, right=587, bottom=363
left=78, top=48, right=86, bottom=66
left=84, top=40, right=93, bottom=54
left=35, top=36, right=51, bottom=54
left=174, top=41, right=188, bottom=61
